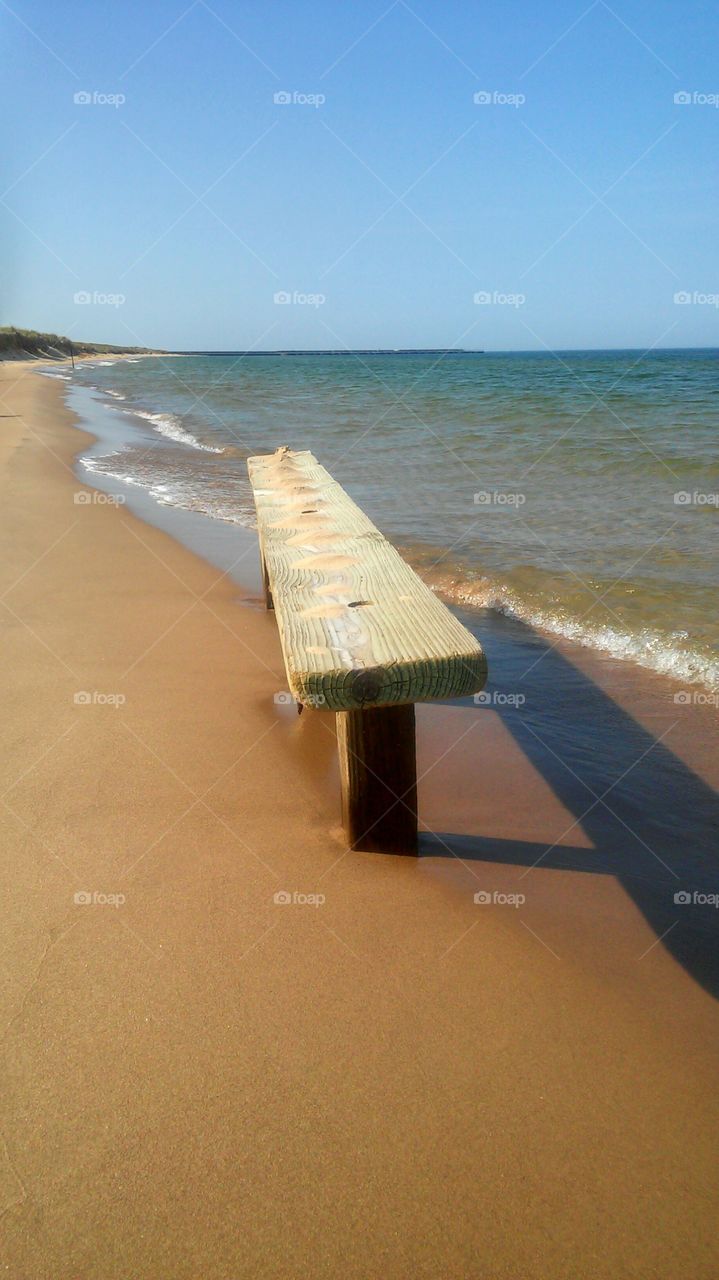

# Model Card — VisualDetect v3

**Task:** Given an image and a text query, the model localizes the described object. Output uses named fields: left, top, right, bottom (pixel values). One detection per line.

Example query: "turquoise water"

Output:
left=56, top=349, right=718, bottom=688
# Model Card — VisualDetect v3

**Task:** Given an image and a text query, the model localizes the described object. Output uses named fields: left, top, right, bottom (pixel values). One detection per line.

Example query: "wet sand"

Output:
left=1, top=362, right=718, bottom=1278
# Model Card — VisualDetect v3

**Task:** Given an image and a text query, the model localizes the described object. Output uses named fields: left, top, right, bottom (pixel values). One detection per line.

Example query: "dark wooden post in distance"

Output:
left=336, top=704, right=418, bottom=854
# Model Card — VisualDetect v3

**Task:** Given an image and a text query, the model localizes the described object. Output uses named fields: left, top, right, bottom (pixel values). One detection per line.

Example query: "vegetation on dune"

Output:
left=0, top=327, right=158, bottom=358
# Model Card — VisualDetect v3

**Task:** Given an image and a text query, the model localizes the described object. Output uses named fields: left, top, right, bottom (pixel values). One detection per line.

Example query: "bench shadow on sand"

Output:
left=421, top=618, right=719, bottom=1000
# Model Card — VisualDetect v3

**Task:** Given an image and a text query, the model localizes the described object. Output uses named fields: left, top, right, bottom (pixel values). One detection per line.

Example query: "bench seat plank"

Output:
left=247, top=448, right=487, bottom=712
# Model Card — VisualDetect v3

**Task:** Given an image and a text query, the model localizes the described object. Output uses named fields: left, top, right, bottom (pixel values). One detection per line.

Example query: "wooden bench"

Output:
left=247, top=448, right=488, bottom=854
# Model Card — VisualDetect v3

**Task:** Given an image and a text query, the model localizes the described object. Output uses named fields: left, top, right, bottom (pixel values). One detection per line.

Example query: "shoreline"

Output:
left=66, top=350, right=719, bottom=695
left=63, top=366, right=719, bottom=798
left=1, top=362, right=718, bottom=1277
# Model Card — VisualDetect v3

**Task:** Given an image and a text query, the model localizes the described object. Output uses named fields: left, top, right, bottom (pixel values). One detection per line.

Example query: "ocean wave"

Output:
left=81, top=454, right=181, bottom=506
left=124, top=408, right=224, bottom=453
left=428, top=570, right=719, bottom=691
left=81, top=452, right=120, bottom=471
left=79, top=450, right=255, bottom=525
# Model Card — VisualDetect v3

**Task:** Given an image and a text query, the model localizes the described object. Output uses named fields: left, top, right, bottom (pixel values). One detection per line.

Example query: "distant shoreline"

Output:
left=181, top=348, right=483, bottom=356
left=174, top=345, right=716, bottom=356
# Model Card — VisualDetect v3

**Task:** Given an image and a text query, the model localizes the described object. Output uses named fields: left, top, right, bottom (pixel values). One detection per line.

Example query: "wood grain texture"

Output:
left=248, top=448, right=488, bottom=712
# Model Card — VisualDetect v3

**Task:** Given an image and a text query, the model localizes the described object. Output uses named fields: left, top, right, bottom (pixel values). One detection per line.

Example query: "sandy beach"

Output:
left=1, top=362, right=718, bottom=1278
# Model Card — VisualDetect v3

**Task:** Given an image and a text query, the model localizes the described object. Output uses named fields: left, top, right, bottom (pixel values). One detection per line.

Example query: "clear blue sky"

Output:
left=2, top=0, right=717, bottom=351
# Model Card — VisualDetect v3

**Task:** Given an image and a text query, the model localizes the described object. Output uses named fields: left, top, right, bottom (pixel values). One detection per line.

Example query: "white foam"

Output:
left=78, top=451, right=255, bottom=526
left=438, top=576, right=719, bottom=691
left=81, top=450, right=127, bottom=471
left=129, top=408, right=223, bottom=453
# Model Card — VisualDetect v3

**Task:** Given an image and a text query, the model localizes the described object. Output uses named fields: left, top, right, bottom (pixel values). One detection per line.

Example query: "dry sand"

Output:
left=0, top=363, right=717, bottom=1278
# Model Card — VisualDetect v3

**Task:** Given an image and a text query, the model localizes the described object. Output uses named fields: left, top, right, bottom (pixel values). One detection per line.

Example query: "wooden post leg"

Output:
left=260, top=549, right=274, bottom=610
left=336, top=704, right=417, bottom=854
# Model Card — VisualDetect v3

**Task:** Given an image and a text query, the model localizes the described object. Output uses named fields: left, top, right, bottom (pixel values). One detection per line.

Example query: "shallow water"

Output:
left=68, top=349, right=718, bottom=688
